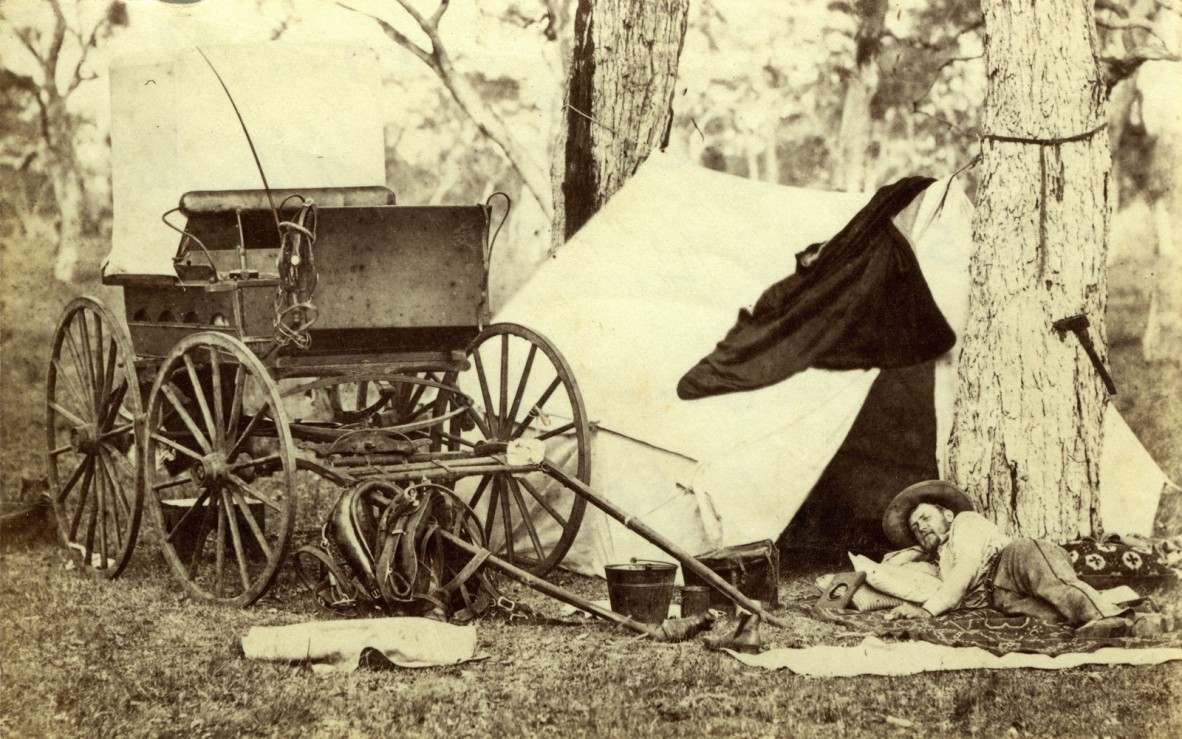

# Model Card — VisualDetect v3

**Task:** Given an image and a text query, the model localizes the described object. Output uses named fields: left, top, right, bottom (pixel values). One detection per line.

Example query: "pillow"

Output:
left=850, top=584, right=910, bottom=611
left=813, top=574, right=909, bottom=611
left=848, top=553, right=942, bottom=603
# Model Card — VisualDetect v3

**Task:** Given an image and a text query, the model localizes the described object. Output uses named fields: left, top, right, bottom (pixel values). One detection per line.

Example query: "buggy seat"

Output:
left=179, top=186, right=396, bottom=217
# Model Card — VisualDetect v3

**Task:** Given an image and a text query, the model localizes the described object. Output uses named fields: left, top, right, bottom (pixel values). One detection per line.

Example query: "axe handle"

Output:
left=1073, top=331, right=1118, bottom=396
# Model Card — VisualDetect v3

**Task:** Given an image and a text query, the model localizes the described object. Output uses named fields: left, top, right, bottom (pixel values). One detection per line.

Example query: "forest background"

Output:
left=2, top=0, right=1178, bottom=495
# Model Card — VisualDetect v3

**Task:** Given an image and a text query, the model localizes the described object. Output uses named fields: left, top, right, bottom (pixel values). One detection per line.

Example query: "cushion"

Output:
left=814, top=574, right=910, bottom=611
left=849, top=552, right=942, bottom=602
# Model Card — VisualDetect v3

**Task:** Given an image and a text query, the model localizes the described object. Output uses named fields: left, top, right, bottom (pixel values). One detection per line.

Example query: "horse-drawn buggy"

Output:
left=44, top=45, right=774, bottom=631
left=48, top=182, right=593, bottom=607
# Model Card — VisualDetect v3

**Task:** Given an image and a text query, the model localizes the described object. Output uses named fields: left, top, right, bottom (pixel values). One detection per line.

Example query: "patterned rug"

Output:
left=811, top=606, right=1182, bottom=657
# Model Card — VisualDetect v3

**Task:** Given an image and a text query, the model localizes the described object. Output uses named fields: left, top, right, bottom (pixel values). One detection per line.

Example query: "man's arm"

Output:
left=882, top=546, right=926, bottom=565
left=920, top=557, right=977, bottom=616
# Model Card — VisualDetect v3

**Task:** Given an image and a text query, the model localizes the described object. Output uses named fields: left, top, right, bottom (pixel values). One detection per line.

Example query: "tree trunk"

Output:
left=1137, top=11, right=1182, bottom=362
left=45, top=93, right=84, bottom=283
left=1142, top=137, right=1182, bottom=362
left=550, top=0, right=690, bottom=251
left=948, top=0, right=1111, bottom=540
left=833, top=0, right=886, bottom=192
left=50, top=164, right=85, bottom=282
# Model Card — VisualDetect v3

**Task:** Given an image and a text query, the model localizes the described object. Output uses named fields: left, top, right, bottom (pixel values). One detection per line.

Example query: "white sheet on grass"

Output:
left=240, top=617, right=478, bottom=674
left=106, top=44, right=385, bottom=276
left=726, top=637, right=1182, bottom=676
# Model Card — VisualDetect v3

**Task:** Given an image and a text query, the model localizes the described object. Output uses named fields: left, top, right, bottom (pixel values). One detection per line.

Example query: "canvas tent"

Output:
left=492, top=152, right=1173, bottom=577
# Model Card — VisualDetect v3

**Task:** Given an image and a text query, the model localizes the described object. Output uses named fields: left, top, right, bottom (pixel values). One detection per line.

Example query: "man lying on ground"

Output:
left=878, top=480, right=1132, bottom=637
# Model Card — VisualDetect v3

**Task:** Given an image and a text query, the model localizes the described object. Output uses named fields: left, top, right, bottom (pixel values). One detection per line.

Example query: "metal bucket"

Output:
left=604, top=561, right=677, bottom=624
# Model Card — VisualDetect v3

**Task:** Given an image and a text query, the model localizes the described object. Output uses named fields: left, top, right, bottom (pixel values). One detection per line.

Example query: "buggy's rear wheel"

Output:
left=45, top=297, right=143, bottom=578
left=451, top=323, right=590, bottom=576
left=143, top=332, right=295, bottom=607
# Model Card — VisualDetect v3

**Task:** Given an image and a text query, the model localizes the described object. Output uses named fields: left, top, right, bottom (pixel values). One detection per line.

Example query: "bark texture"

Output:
left=948, top=0, right=1111, bottom=540
left=551, top=0, right=690, bottom=249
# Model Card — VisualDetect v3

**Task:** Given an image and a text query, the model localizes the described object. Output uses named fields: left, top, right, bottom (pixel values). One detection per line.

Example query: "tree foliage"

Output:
left=0, top=0, right=128, bottom=281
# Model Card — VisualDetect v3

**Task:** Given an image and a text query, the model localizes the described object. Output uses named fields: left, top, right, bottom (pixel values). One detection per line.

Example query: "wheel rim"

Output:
left=452, top=323, right=589, bottom=576
left=46, top=297, right=143, bottom=579
left=143, top=332, right=295, bottom=606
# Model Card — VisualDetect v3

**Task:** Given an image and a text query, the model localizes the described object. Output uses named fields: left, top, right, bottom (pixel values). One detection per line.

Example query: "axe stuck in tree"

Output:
left=1052, top=313, right=1118, bottom=396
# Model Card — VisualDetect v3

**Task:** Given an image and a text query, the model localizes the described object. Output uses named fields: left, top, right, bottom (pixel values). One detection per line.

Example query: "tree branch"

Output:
left=13, top=27, right=46, bottom=69
left=429, top=0, right=450, bottom=28
left=338, top=2, right=432, bottom=65
left=392, top=0, right=429, bottom=27
left=907, top=53, right=984, bottom=109
left=1097, top=16, right=1156, bottom=33
left=46, top=0, right=68, bottom=95
left=1153, top=0, right=1182, bottom=16
left=342, top=0, right=552, bottom=214
left=1103, top=47, right=1182, bottom=89
left=885, top=19, right=984, bottom=54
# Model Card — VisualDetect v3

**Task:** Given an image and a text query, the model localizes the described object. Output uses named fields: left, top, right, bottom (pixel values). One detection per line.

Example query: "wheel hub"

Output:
left=193, top=451, right=229, bottom=487
left=69, top=423, right=100, bottom=454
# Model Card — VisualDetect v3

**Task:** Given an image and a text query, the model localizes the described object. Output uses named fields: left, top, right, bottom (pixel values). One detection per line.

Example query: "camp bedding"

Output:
left=811, top=602, right=1182, bottom=658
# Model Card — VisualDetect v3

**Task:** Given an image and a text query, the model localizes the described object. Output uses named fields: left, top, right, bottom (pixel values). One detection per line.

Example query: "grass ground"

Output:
left=2, top=234, right=1181, bottom=737
left=2, top=544, right=1181, bottom=738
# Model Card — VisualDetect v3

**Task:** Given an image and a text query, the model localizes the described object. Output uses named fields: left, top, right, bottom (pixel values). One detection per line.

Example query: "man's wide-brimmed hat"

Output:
left=882, top=480, right=975, bottom=548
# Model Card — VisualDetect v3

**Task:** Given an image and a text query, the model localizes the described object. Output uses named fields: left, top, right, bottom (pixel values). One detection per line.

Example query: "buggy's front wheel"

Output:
left=143, top=332, right=295, bottom=607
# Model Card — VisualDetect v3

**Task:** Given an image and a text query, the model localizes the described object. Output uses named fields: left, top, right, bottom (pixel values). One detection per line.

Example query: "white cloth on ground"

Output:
left=240, top=617, right=479, bottom=674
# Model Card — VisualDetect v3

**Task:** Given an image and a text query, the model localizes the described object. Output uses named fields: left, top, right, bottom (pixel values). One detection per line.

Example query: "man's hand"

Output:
left=883, top=604, right=932, bottom=621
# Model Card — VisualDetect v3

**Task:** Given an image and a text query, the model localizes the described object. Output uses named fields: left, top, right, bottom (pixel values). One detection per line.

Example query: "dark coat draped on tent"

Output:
left=676, top=175, right=956, bottom=400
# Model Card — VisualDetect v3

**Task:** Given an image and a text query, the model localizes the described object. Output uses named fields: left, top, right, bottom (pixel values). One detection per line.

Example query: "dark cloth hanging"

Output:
left=676, top=175, right=955, bottom=401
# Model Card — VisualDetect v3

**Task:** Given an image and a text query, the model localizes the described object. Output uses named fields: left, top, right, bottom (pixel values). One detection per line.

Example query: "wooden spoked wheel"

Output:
left=143, top=332, right=295, bottom=607
left=45, top=297, right=143, bottom=579
left=452, top=323, right=590, bottom=576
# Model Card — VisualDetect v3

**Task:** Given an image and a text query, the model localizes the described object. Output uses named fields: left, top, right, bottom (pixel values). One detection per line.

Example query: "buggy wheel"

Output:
left=143, top=332, right=295, bottom=607
left=452, top=323, right=589, bottom=576
left=45, top=297, right=143, bottom=578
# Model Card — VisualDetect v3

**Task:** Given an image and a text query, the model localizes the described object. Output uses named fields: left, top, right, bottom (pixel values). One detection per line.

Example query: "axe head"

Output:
left=1053, top=314, right=1090, bottom=335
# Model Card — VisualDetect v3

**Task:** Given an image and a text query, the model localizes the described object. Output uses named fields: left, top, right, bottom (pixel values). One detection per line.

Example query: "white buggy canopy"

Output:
left=105, top=44, right=386, bottom=277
